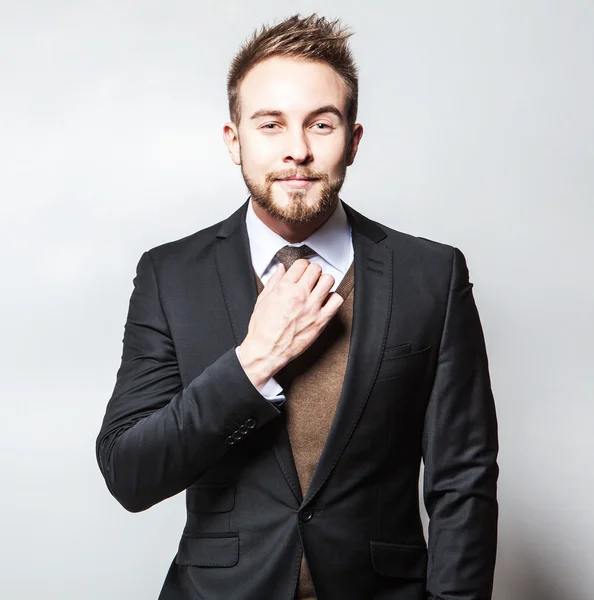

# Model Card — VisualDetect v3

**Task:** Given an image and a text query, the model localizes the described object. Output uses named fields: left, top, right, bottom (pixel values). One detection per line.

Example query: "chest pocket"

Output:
left=376, top=345, right=432, bottom=382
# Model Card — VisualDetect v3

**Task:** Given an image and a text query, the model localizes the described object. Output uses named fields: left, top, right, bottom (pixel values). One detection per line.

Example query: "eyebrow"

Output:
left=249, top=105, right=344, bottom=121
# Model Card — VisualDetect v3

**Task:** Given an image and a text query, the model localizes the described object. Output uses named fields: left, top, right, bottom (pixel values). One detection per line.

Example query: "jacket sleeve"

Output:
left=422, top=247, right=499, bottom=600
left=95, top=251, right=281, bottom=513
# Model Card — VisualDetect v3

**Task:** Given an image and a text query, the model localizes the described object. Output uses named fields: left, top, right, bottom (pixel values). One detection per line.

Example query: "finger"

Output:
left=285, top=258, right=311, bottom=283
left=300, top=262, right=324, bottom=292
left=259, top=263, right=285, bottom=300
left=309, top=272, right=335, bottom=304
left=319, top=291, right=344, bottom=320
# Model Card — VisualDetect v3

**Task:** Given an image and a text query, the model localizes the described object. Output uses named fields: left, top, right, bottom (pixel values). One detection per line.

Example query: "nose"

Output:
left=282, top=128, right=312, bottom=165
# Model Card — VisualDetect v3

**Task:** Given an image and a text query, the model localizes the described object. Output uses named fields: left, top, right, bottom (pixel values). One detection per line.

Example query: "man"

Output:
left=96, top=14, right=499, bottom=600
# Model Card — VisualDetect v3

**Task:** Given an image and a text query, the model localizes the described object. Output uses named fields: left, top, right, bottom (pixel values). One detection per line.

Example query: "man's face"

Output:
left=225, top=57, right=362, bottom=224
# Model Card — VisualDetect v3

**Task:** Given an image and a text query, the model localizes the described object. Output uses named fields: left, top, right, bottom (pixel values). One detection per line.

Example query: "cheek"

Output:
left=314, top=138, right=348, bottom=170
left=240, top=132, right=275, bottom=160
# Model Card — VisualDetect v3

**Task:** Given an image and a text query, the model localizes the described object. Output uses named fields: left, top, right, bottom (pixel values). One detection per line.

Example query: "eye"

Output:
left=312, top=123, right=332, bottom=131
left=260, top=123, right=280, bottom=130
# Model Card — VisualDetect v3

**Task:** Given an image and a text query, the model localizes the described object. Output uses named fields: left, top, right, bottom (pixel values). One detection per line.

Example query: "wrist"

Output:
left=237, top=341, right=281, bottom=391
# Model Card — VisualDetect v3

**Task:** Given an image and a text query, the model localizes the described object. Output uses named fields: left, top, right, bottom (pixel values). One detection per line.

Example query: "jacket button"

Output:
left=299, top=509, right=313, bottom=523
left=226, top=436, right=235, bottom=446
left=246, top=418, right=256, bottom=429
left=233, top=431, right=242, bottom=441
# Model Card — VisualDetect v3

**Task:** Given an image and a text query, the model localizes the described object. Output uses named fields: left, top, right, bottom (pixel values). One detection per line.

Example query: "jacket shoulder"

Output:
left=143, top=219, right=224, bottom=268
left=343, top=201, right=457, bottom=265
left=377, top=220, right=457, bottom=265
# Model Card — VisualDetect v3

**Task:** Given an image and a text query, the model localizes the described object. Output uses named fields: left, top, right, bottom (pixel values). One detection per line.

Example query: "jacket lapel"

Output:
left=215, top=199, right=303, bottom=504
left=214, top=200, right=257, bottom=345
left=302, top=201, right=393, bottom=506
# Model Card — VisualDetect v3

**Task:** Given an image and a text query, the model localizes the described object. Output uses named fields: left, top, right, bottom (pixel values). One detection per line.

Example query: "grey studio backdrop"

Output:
left=1, top=1, right=592, bottom=599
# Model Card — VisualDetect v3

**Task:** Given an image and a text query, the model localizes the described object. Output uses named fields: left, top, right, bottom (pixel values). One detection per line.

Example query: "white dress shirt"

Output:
left=235, top=197, right=353, bottom=403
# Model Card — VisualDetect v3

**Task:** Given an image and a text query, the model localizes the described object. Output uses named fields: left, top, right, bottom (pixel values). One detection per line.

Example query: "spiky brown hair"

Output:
left=227, top=14, right=358, bottom=128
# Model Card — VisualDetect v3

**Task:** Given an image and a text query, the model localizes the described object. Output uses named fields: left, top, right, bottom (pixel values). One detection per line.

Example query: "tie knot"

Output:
left=274, top=244, right=315, bottom=271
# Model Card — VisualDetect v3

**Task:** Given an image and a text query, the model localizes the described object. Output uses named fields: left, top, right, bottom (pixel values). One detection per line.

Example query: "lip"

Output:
left=277, top=177, right=318, bottom=189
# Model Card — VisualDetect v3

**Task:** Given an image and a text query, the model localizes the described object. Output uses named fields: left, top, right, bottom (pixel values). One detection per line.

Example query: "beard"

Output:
left=241, top=161, right=346, bottom=225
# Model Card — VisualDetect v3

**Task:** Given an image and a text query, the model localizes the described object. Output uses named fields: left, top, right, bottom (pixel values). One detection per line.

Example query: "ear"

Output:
left=223, top=121, right=241, bottom=165
left=345, top=123, right=364, bottom=167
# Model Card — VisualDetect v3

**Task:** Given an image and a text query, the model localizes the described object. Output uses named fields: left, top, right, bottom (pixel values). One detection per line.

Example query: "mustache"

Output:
left=265, top=169, right=329, bottom=184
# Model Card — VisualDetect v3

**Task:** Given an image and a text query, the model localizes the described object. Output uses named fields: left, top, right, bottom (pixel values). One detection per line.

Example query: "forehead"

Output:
left=239, top=57, right=348, bottom=117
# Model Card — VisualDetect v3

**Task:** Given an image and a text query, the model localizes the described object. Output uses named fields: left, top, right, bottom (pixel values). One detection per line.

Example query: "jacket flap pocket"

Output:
left=176, top=534, right=239, bottom=567
left=382, top=342, right=412, bottom=359
left=187, top=484, right=236, bottom=513
left=376, top=345, right=432, bottom=382
left=370, top=541, right=427, bottom=579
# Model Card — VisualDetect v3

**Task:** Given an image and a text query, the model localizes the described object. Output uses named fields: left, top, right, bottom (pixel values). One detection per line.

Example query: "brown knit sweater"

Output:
left=255, top=262, right=355, bottom=600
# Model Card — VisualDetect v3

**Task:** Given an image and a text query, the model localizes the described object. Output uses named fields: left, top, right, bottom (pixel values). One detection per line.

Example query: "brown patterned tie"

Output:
left=274, top=245, right=316, bottom=271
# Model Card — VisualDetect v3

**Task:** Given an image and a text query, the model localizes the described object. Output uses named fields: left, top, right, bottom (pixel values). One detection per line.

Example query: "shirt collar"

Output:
left=245, top=197, right=352, bottom=278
